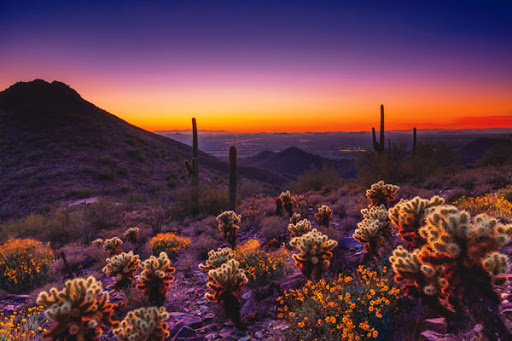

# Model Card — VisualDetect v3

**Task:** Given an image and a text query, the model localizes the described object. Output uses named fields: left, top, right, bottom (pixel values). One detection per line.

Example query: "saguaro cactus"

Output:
left=184, top=117, right=199, bottom=214
left=372, top=105, right=385, bottom=154
left=229, top=145, right=238, bottom=211
left=413, top=127, right=417, bottom=156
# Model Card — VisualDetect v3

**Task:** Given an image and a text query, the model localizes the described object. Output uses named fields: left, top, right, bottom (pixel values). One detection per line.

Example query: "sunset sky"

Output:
left=1, top=1, right=511, bottom=132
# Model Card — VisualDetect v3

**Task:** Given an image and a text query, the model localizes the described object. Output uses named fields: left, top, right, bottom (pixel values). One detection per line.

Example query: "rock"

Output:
left=254, top=330, right=263, bottom=339
left=279, top=272, right=306, bottom=291
left=501, top=308, right=512, bottom=318
left=241, top=297, right=256, bottom=317
left=422, top=317, right=448, bottom=334
left=219, top=326, right=234, bottom=338
left=239, top=336, right=250, bottom=341
left=168, top=312, right=203, bottom=328
left=501, top=300, right=512, bottom=310
left=339, top=237, right=363, bottom=250
left=420, top=330, right=457, bottom=341
left=187, top=288, right=195, bottom=294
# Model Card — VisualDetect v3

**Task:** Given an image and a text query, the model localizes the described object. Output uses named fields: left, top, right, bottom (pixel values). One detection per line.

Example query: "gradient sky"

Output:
left=1, top=0, right=511, bottom=132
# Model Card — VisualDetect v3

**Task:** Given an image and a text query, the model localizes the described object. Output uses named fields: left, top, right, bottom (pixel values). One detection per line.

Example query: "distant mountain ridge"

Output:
left=239, top=146, right=356, bottom=179
left=0, top=80, right=286, bottom=219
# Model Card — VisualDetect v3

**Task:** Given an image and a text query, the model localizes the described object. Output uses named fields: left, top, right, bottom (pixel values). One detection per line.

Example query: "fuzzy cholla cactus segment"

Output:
left=205, top=259, right=248, bottom=302
left=366, top=180, right=399, bottom=207
left=483, top=252, right=511, bottom=285
left=199, top=247, right=234, bottom=271
left=419, top=206, right=512, bottom=265
left=102, top=251, right=140, bottom=291
left=388, top=196, right=444, bottom=250
left=92, top=238, right=104, bottom=246
left=103, top=237, right=123, bottom=256
left=353, top=205, right=391, bottom=255
left=290, top=229, right=338, bottom=281
left=288, top=219, right=312, bottom=238
left=290, top=213, right=301, bottom=224
left=124, top=227, right=140, bottom=243
left=389, top=246, right=447, bottom=298
left=114, top=306, right=170, bottom=341
left=137, top=252, right=175, bottom=306
left=315, top=205, right=333, bottom=227
left=216, top=211, right=242, bottom=248
left=37, top=276, right=118, bottom=340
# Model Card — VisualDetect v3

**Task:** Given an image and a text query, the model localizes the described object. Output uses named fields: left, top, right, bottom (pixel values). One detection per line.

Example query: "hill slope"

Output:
left=0, top=80, right=286, bottom=219
left=239, top=146, right=356, bottom=179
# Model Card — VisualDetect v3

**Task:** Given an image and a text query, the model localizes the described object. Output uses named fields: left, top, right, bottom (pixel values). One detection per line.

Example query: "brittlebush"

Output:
left=277, top=266, right=401, bottom=341
left=0, top=239, right=53, bottom=293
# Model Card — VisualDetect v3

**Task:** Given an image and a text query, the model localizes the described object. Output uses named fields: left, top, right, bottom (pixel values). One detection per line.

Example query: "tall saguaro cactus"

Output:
left=184, top=118, right=199, bottom=214
left=372, top=105, right=385, bottom=154
left=413, top=127, right=417, bottom=156
left=229, top=145, right=238, bottom=211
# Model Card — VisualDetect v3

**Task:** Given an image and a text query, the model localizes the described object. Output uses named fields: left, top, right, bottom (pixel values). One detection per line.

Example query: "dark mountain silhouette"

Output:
left=460, top=137, right=512, bottom=164
left=239, top=146, right=356, bottom=179
left=0, top=80, right=286, bottom=219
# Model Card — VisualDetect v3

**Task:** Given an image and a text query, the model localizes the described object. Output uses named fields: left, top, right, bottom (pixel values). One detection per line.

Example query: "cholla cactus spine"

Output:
left=216, top=211, right=241, bottom=248
left=275, top=197, right=284, bottom=217
left=290, top=229, right=338, bottom=281
left=114, top=306, right=170, bottom=341
left=366, top=180, right=399, bottom=207
left=353, top=205, right=391, bottom=260
left=124, top=227, right=139, bottom=243
left=37, top=276, right=118, bottom=340
left=315, top=205, right=333, bottom=227
left=102, top=251, right=140, bottom=294
left=288, top=219, right=312, bottom=238
left=199, top=247, right=234, bottom=271
left=205, top=259, right=248, bottom=328
left=92, top=238, right=103, bottom=247
left=103, top=237, right=123, bottom=256
left=290, top=213, right=301, bottom=224
left=137, top=252, right=175, bottom=306
left=388, top=196, right=444, bottom=251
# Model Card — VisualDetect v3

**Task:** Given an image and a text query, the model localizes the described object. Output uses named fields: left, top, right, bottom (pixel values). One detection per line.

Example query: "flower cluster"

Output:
left=277, top=266, right=401, bottom=341
left=149, top=232, right=191, bottom=258
left=234, top=239, right=290, bottom=287
left=0, top=305, right=47, bottom=341
left=454, top=189, right=512, bottom=220
left=0, top=238, right=53, bottom=293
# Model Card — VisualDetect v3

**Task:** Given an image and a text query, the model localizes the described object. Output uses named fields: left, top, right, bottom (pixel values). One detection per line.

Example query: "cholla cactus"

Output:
left=102, top=251, right=140, bottom=294
left=388, top=196, right=444, bottom=250
left=315, top=205, right=333, bottom=227
left=205, top=259, right=248, bottom=327
left=390, top=204, right=512, bottom=339
left=288, top=219, right=312, bottom=238
left=92, top=238, right=103, bottom=247
left=216, top=211, right=241, bottom=248
left=290, top=229, right=338, bottom=281
left=279, top=191, right=293, bottom=215
left=199, top=247, right=234, bottom=271
left=483, top=252, right=510, bottom=285
left=353, top=205, right=391, bottom=260
left=290, top=213, right=301, bottom=224
left=124, top=227, right=139, bottom=243
left=114, top=306, right=170, bottom=341
left=366, top=180, right=399, bottom=207
left=137, top=252, right=175, bottom=306
left=103, top=237, right=123, bottom=256
left=37, top=276, right=118, bottom=340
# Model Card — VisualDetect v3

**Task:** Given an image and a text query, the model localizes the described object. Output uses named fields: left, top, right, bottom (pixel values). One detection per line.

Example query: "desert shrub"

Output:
left=149, top=232, right=191, bottom=258
left=260, top=216, right=288, bottom=244
left=277, top=266, right=401, bottom=341
left=171, top=184, right=229, bottom=218
left=292, top=167, right=343, bottom=193
left=454, top=187, right=512, bottom=220
left=0, top=305, right=46, bottom=340
left=0, top=239, right=53, bottom=293
left=190, top=233, right=221, bottom=260
left=233, top=239, right=290, bottom=287
left=97, top=167, right=115, bottom=180
left=82, top=198, right=122, bottom=231
left=66, top=187, right=94, bottom=198
left=1, top=209, right=80, bottom=246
